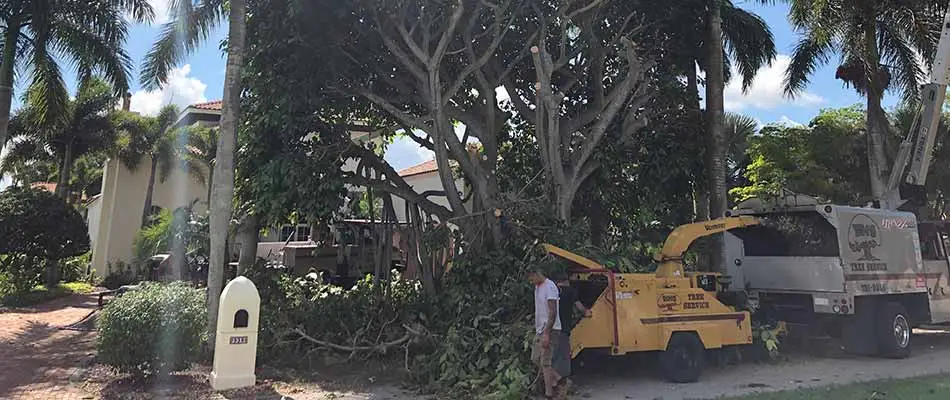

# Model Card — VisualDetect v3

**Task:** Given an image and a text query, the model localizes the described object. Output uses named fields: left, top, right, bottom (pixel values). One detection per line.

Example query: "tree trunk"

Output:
left=705, top=0, right=728, bottom=272
left=55, top=142, right=74, bottom=201
left=863, top=21, right=888, bottom=202
left=687, top=63, right=710, bottom=221
left=0, top=22, right=20, bottom=150
left=205, top=166, right=214, bottom=206
left=142, top=157, right=158, bottom=226
left=45, top=257, right=59, bottom=289
left=237, top=213, right=259, bottom=276
left=208, top=0, right=247, bottom=349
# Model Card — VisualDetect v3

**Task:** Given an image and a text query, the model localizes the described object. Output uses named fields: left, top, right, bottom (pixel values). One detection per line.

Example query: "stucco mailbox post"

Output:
left=210, top=276, right=261, bottom=391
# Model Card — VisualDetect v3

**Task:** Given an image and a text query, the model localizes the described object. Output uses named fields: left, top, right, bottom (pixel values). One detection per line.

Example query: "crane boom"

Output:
left=882, top=8, right=950, bottom=211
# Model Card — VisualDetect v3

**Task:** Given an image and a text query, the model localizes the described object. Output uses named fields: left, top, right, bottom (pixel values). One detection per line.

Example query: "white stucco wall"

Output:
left=90, top=157, right=208, bottom=277
left=392, top=171, right=466, bottom=222
left=86, top=196, right=102, bottom=251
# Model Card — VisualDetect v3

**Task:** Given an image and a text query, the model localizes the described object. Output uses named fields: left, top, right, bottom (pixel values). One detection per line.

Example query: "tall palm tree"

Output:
left=140, top=0, right=247, bottom=345
left=3, top=78, right=116, bottom=201
left=0, top=0, right=153, bottom=149
left=182, top=125, right=217, bottom=204
left=783, top=0, right=947, bottom=202
left=114, top=105, right=179, bottom=225
left=668, top=0, right=776, bottom=221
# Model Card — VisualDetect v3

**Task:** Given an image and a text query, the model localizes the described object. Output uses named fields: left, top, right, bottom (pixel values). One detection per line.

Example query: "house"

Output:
left=391, top=159, right=467, bottom=222
left=85, top=100, right=427, bottom=278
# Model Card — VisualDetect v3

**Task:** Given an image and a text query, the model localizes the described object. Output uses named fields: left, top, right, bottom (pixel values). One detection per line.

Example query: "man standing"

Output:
left=527, top=268, right=562, bottom=399
left=554, top=274, right=591, bottom=388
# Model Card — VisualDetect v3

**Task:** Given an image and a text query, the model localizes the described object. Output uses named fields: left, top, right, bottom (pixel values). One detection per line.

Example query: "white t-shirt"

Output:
left=534, top=278, right=562, bottom=334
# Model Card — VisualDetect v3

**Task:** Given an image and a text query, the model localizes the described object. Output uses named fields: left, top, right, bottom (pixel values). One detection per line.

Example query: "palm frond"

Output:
left=877, top=21, right=925, bottom=101
left=24, top=45, right=69, bottom=130
left=784, top=34, right=834, bottom=97
left=50, top=15, right=134, bottom=95
left=721, top=4, right=776, bottom=92
left=140, top=0, right=225, bottom=89
left=154, top=131, right=178, bottom=182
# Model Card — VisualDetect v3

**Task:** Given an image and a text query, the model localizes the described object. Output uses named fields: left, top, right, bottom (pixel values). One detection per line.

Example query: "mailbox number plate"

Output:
left=229, top=335, right=248, bottom=345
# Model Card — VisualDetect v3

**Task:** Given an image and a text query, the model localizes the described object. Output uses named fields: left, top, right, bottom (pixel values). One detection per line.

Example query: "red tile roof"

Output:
left=398, top=160, right=438, bottom=177
left=30, top=182, right=57, bottom=192
left=191, top=100, right=222, bottom=111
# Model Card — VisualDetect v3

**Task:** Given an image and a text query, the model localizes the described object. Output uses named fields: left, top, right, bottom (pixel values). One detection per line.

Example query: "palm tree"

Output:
left=783, top=0, right=947, bottom=202
left=722, top=112, right=758, bottom=191
left=182, top=125, right=217, bottom=205
left=114, top=105, right=179, bottom=225
left=3, top=78, right=116, bottom=201
left=668, top=1, right=776, bottom=221
left=140, top=0, right=247, bottom=345
left=0, top=0, right=153, bottom=150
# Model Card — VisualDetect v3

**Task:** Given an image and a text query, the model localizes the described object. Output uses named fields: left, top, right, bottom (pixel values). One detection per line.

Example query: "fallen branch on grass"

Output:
left=292, top=323, right=427, bottom=355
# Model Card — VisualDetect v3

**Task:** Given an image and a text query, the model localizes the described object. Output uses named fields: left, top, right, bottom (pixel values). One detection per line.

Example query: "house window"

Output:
left=279, top=224, right=310, bottom=241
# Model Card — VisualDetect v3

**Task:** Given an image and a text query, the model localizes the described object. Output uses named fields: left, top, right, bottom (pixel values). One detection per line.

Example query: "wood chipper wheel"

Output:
left=659, top=332, right=704, bottom=383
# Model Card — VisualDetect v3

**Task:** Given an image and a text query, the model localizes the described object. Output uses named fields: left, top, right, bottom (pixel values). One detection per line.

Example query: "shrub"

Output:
left=62, top=252, right=96, bottom=283
left=97, top=282, right=207, bottom=376
left=0, top=187, right=90, bottom=288
left=0, top=254, right=44, bottom=294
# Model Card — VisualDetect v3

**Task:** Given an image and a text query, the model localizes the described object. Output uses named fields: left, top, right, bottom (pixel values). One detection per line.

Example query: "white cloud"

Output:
left=720, top=54, right=825, bottom=112
left=129, top=64, right=207, bottom=116
left=148, top=0, right=171, bottom=24
left=776, top=115, right=804, bottom=127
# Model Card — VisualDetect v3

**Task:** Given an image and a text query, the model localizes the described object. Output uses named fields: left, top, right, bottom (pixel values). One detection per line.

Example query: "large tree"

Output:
left=0, top=0, right=152, bottom=150
left=3, top=78, right=116, bottom=201
left=141, top=0, right=246, bottom=344
left=783, top=0, right=947, bottom=203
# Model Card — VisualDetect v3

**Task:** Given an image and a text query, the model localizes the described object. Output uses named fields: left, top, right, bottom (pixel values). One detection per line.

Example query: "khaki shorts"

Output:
left=531, top=331, right=561, bottom=367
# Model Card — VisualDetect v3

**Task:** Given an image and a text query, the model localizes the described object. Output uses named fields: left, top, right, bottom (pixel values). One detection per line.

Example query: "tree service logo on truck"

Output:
left=848, top=214, right=881, bottom=262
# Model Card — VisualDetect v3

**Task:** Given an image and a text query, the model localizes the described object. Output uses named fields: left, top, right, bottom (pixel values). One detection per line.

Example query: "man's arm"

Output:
left=545, top=299, right=558, bottom=332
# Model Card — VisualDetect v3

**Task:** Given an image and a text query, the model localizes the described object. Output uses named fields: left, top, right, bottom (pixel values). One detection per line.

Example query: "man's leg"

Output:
left=552, top=332, right=571, bottom=378
left=541, top=332, right=562, bottom=397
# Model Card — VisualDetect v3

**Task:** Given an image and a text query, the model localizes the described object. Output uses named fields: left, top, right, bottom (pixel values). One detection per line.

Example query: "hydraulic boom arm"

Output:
left=882, top=8, right=950, bottom=211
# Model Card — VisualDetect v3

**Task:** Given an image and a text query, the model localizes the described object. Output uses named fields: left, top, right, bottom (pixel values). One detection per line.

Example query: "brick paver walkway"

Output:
left=0, top=293, right=99, bottom=399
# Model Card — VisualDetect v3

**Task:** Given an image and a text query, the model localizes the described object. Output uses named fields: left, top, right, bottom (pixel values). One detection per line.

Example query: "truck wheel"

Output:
left=659, top=332, right=704, bottom=383
left=877, top=302, right=912, bottom=359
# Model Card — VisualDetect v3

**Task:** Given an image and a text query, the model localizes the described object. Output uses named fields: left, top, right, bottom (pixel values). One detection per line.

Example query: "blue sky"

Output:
left=3, top=1, right=908, bottom=179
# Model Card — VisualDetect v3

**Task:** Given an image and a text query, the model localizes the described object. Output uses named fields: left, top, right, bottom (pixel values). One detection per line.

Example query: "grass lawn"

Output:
left=725, top=374, right=950, bottom=400
left=0, top=281, right=95, bottom=307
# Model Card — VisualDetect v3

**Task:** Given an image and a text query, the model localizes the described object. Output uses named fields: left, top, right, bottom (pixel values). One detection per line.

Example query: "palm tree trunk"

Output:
left=208, top=0, right=247, bottom=349
left=55, top=142, right=74, bottom=200
left=206, top=166, right=214, bottom=205
left=863, top=21, right=888, bottom=202
left=705, top=0, right=727, bottom=272
left=687, top=61, right=710, bottom=221
left=142, top=157, right=158, bottom=225
left=0, top=22, right=21, bottom=150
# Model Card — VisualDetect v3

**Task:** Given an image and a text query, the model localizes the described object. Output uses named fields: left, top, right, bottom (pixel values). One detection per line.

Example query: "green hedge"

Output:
left=97, top=282, right=207, bottom=376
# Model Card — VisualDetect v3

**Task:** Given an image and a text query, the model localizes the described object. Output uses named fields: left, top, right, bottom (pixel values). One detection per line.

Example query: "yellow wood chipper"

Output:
left=542, top=216, right=761, bottom=382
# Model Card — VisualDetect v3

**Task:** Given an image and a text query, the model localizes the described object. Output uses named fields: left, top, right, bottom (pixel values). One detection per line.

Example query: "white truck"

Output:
left=724, top=196, right=950, bottom=357
left=720, top=6, right=950, bottom=358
